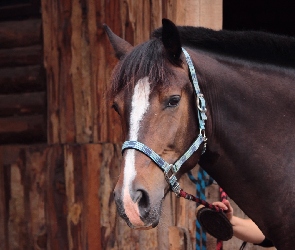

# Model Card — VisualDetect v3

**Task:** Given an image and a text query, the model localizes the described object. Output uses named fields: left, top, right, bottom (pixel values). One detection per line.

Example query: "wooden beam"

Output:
left=0, top=115, right=46, bottom=144
left=0, top=19, right=42, bottom=48
left=45, top=145, right=69, bottom=250
left=0, top=45, right=42, bottom=67
left=0, top=65, right=45, bottom=94
left=0, top=92, right=45, bottom=117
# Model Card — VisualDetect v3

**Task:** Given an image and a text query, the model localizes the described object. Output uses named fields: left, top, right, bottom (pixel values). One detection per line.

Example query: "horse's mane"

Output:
left=110, top=38, right=175, bottom=97
left=153, top=26, right=295, bottom=68
left=111, top=26, right=295, bottom=97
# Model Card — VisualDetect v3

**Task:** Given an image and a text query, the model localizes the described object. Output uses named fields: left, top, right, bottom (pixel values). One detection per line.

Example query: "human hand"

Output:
left=212, top=200, right=233, bottom=222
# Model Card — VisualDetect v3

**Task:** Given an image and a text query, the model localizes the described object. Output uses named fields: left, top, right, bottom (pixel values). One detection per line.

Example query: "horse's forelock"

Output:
left=110, top=38, right=180, bottom=98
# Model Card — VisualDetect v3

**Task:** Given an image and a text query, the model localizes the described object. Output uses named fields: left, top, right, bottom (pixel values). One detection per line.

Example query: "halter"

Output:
left=122, top=48, right=207, bottom=195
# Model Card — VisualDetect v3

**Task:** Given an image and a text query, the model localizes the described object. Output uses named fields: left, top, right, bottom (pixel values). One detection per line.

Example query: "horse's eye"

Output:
left=167, top=95, right=181, bottom=107
left=112, top=103, right=120, bottom=114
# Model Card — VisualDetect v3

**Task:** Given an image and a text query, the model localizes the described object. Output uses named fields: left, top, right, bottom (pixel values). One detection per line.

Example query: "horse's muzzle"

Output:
left=113, top=187, right=162, bottom=229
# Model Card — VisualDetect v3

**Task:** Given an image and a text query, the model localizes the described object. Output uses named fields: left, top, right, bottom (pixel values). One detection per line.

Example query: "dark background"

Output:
left=223, top=0, right=295, bottom=36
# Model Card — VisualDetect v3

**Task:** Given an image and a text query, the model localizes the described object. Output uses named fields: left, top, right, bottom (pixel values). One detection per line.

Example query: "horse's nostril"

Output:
left=135, top=189, right=150, bottom=219
left=133, top=190, right=143, bottom=203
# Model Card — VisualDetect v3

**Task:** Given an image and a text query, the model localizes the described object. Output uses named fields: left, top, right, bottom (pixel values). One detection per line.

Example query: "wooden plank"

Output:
left=0, top=92, right=45, bottom=117
left=0, top=45, right=42, bottom=67
left=45, top=145, right=69, bottom=250
left=0, top=115, right=46, bottom=144
left=199, top=0, right=223, bottom=30
left=3, top=147, right=29, bottom=249
left=81, top=144, right=102, bottom=250
left=41, top=0, right=61, bottom=143
left=25, top=145, right=48, bottom=249
left=96, top=0, right=123, bottom=144
left=42, top=0, right=75, bottom=144
left=64, top=145, right=83, bottom=250
left=0, top=144, right=50, bottom=250
left=0, top=19, right=42, bottom=48
left=0, top=65, right=45, bottom=94
left=58, top=0, right=76, bottom=144
left=169, top=226, right=189, bottom=250
left=164, top=0, right=222, bottom=29
left=70, top=0, right=93, bottom=143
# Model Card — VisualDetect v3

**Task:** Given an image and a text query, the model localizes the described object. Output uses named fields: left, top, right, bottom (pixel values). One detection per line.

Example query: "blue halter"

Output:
left=122, top=48, right=207, bottom=195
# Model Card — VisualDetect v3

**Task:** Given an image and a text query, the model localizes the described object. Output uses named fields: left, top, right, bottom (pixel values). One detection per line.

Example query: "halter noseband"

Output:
left=122, top=48, right=207, bottom=195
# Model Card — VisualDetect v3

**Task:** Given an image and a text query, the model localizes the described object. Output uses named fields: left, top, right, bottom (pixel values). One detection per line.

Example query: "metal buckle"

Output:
left=197, top=93, right=207, bottom=112
left=164, top=164, right=175, bottom=183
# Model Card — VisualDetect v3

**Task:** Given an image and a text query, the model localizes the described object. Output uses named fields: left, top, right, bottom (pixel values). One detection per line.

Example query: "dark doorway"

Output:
left=223, top=0, right=295, bottom=37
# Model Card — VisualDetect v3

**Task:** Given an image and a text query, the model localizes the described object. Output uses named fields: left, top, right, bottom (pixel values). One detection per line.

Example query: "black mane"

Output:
left=152, top=26, right=295, bottom=67
left=110, top=38, right=175, bottom=97
left=111, top=26, right=295, bottom=97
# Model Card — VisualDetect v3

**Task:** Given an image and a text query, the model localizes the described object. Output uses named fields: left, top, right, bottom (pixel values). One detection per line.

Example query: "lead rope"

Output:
left=178, top=188, right=223, bottom=212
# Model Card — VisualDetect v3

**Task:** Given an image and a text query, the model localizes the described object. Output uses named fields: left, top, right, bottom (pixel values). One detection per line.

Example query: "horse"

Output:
left=104, top=19, right=295, bottom=249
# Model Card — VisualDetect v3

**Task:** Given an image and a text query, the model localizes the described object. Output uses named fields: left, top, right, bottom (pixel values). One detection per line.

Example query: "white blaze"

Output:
left=122, top=77, right=151, bottom=225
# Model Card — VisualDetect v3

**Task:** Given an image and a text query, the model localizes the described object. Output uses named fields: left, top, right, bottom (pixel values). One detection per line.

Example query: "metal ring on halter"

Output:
left=197, top=93, right=207, bottom=112
left=200, top=129, right=206, bottom=140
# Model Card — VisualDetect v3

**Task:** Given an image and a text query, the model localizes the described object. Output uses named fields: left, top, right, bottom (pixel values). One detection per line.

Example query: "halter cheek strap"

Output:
left=122, top=48, right=207, bottom=195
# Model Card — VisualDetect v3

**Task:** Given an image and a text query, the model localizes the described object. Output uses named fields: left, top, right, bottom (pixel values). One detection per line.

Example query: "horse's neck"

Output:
left=197, top=52, right=295, bottom=169
left=196, top=51, right=295, bottom=239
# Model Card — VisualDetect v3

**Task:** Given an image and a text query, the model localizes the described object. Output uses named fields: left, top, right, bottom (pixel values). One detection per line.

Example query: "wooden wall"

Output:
left=1, top=0, right=274, bottom=249
left=0, top=1, right=46, bottom=144
left=42, top=0, right=223, bottom=145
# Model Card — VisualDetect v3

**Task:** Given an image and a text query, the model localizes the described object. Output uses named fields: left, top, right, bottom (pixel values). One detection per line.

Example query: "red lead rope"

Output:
left=178, top=188, right=229, bottom=250
left=178, top=189, right=224, bottom=213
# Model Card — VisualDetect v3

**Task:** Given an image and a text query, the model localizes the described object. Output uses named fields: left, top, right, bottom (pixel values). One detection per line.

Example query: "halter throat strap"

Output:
left=122, top=48, right=207, bottom=195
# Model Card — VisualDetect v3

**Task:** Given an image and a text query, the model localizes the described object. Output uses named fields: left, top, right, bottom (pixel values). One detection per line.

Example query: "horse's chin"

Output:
left=120, top=200, right=163, bottom=230
left=127, top=220, right=159, bottom=230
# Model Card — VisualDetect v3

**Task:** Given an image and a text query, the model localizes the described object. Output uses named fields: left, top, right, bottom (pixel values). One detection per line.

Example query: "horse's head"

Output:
left=104, top=19, right=203, bottom=229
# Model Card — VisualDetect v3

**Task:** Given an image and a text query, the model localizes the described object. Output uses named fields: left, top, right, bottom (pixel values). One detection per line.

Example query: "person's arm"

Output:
left=212, top=200, right=265, bottom=244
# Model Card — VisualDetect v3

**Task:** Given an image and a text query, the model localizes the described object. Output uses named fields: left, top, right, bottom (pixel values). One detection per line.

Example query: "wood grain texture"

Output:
left=0, top=65, right=45, bottom=94
left=0, top=19, right=42, bottom=49
left=0, top=115, right=46, bottom=144
left=0, top=10, right=46, bottom=144
left=0, top=92, right=45, bottom=117
left=0, top=45, right=42, bottom=67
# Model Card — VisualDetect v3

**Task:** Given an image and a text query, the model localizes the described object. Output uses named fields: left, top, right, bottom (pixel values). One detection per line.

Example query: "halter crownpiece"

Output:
left=122, top=48, right=207, bottom=195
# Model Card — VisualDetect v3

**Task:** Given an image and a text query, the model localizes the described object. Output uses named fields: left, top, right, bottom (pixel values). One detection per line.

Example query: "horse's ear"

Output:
left=162, top=19, right=182, bottom=60
left=103, top=24, right=133, bottom=59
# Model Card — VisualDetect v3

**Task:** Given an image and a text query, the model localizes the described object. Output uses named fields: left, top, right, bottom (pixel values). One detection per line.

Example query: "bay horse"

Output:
left=104, top=19, right=295, bottom=249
